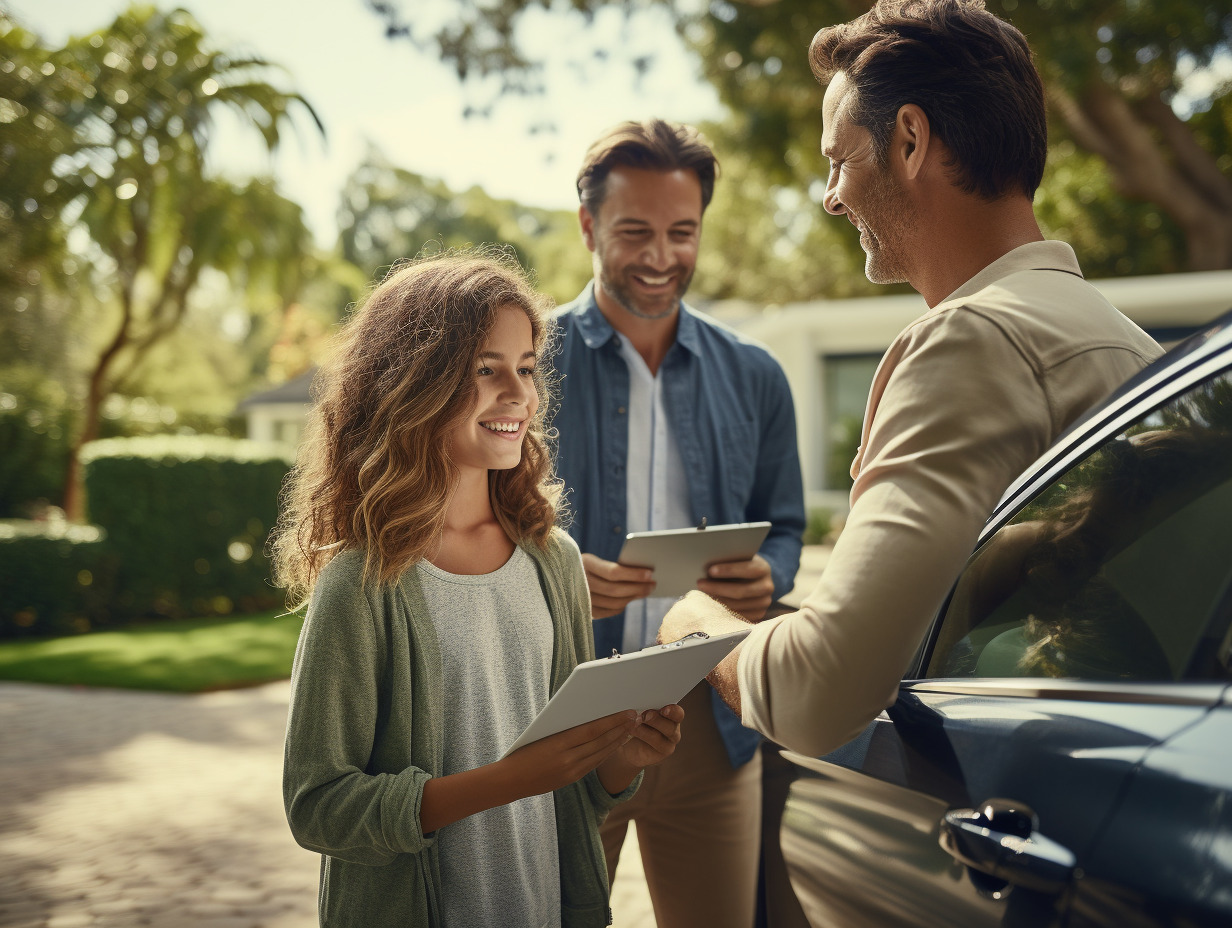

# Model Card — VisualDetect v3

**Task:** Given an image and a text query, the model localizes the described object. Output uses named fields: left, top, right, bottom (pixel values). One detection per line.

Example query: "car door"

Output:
left=1069, top=685, right=1232, bottom=927
left=779, top=359, right=1232, bottom=928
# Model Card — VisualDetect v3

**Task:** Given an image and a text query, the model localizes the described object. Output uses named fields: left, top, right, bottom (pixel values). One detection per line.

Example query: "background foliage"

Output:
left=0, top=437, right=293, bottom=637
left=0, top=521, right=113, bottom=637
left=338, top=148, right=594, bottom=303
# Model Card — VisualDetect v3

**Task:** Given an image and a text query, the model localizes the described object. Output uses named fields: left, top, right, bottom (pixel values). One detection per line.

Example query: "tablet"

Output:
left=502, top=628, right=750, bottom=756
left=617, top=521, right=772, bottom=599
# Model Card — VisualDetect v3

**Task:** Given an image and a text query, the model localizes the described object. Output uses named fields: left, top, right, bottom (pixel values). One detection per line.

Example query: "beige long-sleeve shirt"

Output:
left=736, top=242, right=1163, bottom=756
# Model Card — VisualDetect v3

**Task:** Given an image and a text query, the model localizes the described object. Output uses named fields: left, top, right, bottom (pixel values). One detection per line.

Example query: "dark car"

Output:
left=772, top=311, right=1232, bottom=928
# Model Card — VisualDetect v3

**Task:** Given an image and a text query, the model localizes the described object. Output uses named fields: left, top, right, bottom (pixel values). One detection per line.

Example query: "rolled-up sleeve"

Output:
left=738, top=309, right=1051, bottom=756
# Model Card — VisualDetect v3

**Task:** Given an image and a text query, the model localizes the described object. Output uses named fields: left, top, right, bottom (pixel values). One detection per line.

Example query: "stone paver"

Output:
left=0, top=546, right=830, bottom=928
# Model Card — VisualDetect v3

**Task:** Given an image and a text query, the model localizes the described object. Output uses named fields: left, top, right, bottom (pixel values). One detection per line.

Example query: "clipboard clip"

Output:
left=696, top=517, right=708, bottom=530
left=659, top=630, right=710, bottom=650
left=609, top=648, right=621, bottom=660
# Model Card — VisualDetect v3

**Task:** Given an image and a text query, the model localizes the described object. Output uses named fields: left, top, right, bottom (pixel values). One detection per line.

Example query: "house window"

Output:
left=822, top=354, right=881, bottom=491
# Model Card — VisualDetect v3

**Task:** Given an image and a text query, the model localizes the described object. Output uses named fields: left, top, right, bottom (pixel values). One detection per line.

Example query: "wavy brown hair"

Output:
left=576, top=118, right=719, bottom=217
left=271, top=249, right=560, bottom=603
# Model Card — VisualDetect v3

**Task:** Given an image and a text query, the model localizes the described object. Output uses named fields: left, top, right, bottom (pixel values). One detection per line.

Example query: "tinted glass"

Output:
left=928, top=368, right=1232, bottom=682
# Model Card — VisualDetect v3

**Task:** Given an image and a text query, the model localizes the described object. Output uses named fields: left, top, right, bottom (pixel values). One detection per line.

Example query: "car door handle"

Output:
left=939, top=799, right=1076, bottom=895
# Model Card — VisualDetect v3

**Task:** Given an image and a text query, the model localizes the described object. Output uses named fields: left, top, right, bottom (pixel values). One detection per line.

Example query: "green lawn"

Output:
left=0, top=609, right=306, bottom=693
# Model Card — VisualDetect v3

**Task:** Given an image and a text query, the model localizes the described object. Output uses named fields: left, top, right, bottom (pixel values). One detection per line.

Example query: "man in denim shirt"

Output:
left=552, top=119, right=805, bottom=928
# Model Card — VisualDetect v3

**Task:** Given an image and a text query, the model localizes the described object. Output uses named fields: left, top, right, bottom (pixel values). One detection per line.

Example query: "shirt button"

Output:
left=612, top=525, right=623, bottom=534
left=617, top=406, right=626, bottom=415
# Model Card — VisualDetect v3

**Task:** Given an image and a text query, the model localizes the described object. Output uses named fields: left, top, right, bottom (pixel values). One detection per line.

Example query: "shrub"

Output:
left=802, top=507, right=834, bottom=546
left=0, top=369, right=74, bottom=517
left=0, top=520, right=116, bottom=638
left=82, top=435, right=294, bottom=620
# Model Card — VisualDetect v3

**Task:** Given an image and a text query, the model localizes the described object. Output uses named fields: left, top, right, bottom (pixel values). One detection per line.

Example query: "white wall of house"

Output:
left=244, top=403, right=311, bottom=447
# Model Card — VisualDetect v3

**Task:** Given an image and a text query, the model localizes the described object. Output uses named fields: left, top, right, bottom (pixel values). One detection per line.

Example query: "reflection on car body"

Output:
left=772, top=310, right=1232, bottom=928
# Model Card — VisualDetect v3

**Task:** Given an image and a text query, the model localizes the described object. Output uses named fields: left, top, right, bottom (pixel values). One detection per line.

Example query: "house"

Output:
left=237, top=366, right=315, bottom=447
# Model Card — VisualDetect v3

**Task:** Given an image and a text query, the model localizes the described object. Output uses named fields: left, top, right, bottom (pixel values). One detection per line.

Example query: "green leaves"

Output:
left=1, top=5, right=326, bottom=518
left=338, top=147, right=593, bottom=303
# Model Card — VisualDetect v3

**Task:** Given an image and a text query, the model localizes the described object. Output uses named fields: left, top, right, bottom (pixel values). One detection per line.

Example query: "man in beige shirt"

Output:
left=659, top=0, right=1163, bottom=757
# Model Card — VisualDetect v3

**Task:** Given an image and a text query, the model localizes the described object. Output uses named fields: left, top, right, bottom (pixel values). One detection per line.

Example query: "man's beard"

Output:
left=859, top=168, right=916, bottom=285
left=597, top=257, right=693, bottom=321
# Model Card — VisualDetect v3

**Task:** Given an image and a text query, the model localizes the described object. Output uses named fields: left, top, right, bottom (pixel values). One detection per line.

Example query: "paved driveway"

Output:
left=0, top=680, right=317, bottom=927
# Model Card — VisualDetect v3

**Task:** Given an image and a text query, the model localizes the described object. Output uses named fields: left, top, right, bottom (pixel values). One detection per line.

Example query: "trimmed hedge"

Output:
left=0, top=521, right=115, bottom=637
left=82, top=436, right=295, bottom=622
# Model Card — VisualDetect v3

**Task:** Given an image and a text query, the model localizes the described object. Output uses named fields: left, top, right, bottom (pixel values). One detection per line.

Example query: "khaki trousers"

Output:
left=602, top=683, right=763, bottom=928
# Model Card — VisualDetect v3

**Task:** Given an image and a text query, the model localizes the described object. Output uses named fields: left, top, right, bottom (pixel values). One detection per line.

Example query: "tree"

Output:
left=367, top=0, right=1232, bottom=272
left=2, top=6, right=325, bottom=519
left=339, top=148, right=593, bottom=303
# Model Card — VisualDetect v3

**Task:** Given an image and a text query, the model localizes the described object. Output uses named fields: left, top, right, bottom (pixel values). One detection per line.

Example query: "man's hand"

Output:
left=582, top=553, right=656, bottom=619
left=657, top=589, right=752, bottom=645
left=696, top=554, right=775, bottom=621
left=658, top=591, right=751, bottom=715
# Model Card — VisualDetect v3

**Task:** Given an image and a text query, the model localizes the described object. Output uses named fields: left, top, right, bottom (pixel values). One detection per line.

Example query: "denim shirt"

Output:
left=551, top=283, right=806, bottom=768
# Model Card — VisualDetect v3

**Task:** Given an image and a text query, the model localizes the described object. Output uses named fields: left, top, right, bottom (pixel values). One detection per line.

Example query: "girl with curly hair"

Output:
left=275, top=251, right=683, bottom=928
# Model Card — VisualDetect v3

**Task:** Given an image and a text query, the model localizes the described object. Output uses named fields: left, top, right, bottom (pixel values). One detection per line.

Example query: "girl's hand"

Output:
left=597, top=703, right=685, bottom=793
left=420, top=711, right=638, bottom=834
left=619, top=704, right=684, bottom=768
left=499, top=710, right=640, bottom=799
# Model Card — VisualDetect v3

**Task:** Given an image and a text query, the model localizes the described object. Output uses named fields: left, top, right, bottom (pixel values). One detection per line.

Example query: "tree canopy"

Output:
left=1, top=6, right=326, bottom=518
left=368, top=0, right=1232, bottom=272
left=338, top=148, right=594, bottom=304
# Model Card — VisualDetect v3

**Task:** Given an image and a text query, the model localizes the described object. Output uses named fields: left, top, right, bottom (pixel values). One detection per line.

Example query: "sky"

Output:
left=7, top=0, right=725, bottom=246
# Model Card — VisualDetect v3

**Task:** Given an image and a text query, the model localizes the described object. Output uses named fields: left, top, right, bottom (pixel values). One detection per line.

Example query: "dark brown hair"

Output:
left=809, top=0, right=1046, bottom=200
left=271, top=249, right=560, bottom=602
left=576, top=118, right=719, bottom=215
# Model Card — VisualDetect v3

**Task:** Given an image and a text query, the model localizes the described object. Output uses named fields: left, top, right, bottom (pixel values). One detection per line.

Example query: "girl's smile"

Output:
left=480, top=418, right=525, bottom=436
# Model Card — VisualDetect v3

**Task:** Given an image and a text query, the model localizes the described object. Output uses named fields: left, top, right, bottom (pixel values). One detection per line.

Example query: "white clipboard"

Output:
left=617, top=521, right=771, bottom=599
left=502, top=628, right=750, bottom=756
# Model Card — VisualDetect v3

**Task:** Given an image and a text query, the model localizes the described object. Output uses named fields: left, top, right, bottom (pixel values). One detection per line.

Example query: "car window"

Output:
left=928, top=368, right=1232, bottom=683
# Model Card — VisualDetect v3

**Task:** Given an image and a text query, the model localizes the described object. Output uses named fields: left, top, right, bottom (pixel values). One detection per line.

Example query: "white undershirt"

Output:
left=616, top=335, right=692, bottom=653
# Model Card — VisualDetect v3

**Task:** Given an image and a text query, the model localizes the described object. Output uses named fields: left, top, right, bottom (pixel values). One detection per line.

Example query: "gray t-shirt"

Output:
left=418, top=546, right=561, bottom=928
